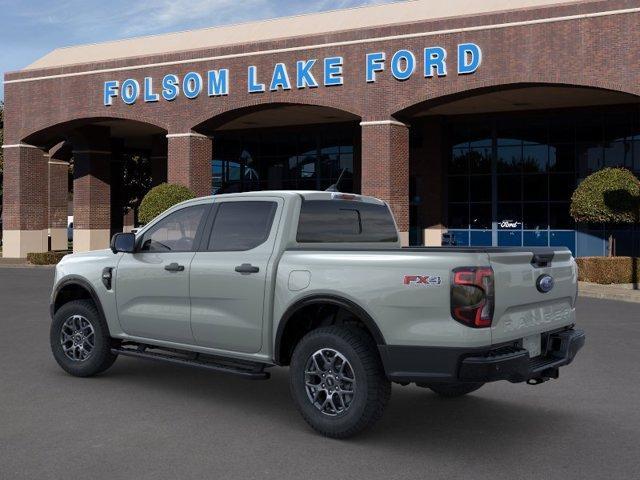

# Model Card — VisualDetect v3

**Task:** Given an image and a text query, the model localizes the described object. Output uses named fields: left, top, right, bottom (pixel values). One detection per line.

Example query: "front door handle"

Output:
left=235, top=263, right=260, bottom=274
left=164, top=262, right=185, bottom=272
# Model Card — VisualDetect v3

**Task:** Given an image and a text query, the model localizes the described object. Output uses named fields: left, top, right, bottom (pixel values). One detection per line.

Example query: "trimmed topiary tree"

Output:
left=138, top=183, right=196, bottom=225
left=570, top=168, right=640, bottom=256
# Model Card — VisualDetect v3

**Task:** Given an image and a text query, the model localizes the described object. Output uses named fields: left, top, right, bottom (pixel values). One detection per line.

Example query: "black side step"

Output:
left=111, top=346, right=270, bottom=380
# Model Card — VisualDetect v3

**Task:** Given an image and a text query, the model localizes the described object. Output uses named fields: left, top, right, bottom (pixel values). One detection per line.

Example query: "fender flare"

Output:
left=50, top=275, right=108, bottom=327
left=274, top=294, right=386, bottom=365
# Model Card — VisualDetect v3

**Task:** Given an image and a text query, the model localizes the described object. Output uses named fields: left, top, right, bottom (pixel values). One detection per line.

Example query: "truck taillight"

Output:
left=450, top=267, right=494, bottom=328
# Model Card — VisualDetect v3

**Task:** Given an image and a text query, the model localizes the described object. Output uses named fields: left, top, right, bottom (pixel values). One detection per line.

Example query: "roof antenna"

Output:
left=325, top=168, right=347, bottom=192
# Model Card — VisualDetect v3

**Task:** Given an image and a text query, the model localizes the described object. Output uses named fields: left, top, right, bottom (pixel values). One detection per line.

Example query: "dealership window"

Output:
left=211, top=124, right=357, bottom=195
left=445, top=106, right=640, bottom=255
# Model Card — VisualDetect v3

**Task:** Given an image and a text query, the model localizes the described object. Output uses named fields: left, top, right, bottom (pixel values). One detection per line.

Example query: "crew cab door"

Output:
left=189, top=197, right=282, bottom=353
left=115, top=203, right=210, bottom=344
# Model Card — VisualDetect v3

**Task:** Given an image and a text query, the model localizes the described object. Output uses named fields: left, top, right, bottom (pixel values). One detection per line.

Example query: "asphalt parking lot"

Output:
left=1, top=267, right=639, bottom=480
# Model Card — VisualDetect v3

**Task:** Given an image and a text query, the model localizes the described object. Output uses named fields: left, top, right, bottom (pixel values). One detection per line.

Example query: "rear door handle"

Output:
left=164, top=262, right=185, bottom=272
left=235, top=263, right=260, bottom=274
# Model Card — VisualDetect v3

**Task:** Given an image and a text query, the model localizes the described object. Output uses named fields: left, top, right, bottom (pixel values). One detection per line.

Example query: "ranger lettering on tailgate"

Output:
left=503, top=304, right=572, bottom=333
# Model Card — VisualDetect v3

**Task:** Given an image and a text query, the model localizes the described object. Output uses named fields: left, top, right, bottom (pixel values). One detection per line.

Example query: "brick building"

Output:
left=3, top=0, right=640, bottom=257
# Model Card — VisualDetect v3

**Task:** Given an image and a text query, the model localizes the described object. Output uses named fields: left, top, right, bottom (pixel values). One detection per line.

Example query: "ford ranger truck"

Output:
left=49, top=191, right=584, bottom=438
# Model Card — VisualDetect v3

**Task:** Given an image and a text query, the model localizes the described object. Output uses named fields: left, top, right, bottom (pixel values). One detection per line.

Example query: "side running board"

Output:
left=111, top=344, right=271, bottom=380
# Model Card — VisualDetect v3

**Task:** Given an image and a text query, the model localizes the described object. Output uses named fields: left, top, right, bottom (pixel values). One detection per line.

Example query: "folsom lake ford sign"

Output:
left=103, top=43, right=482, bottom=106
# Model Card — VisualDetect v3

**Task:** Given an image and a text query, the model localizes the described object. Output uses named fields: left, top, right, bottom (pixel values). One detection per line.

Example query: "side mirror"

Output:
left=110, top=232, right=136, bottom=254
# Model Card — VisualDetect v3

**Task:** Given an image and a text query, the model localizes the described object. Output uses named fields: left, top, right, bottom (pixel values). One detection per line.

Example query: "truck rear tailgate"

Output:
left=488, top=247, right=577, bottom=346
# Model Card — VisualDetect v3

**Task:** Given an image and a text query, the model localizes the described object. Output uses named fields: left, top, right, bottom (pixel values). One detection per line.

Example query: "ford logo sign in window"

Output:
left=536, top=274, right=555, bottom=293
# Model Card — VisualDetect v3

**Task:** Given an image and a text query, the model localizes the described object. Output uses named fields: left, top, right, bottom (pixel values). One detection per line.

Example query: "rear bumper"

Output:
left=379, top=327, right=585, bottom=384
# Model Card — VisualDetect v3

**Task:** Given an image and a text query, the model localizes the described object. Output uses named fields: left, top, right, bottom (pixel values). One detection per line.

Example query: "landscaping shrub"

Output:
left=570, top=168, right=640, bottom=256
left=27, top=251, right=67, bottom=265
left=570, top=168, right=640, bottom=224
left=576, top=256, right=640, bottom=284
left=138, top=183, right=196, bottom=225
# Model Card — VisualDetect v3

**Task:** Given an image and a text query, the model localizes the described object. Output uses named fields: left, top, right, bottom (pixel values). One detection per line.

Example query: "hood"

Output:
left=58, top=249, right=116, bottom=266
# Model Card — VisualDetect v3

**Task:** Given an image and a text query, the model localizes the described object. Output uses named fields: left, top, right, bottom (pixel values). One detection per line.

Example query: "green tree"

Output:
left=570, top=167, right=640, bottom=256
left=138, top=183, right=195, bottom=225
left=120, top=153, right=152, bottom=224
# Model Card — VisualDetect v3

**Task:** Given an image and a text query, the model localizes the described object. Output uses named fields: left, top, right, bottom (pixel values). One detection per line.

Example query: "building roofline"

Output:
left=22, top=0, right=589, bottom=71
left=35, top=0, right=410, bottom=54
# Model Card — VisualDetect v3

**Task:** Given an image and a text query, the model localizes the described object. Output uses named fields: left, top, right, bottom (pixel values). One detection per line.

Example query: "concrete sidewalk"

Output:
left=0, top=257, right=30, bottom=266
left=0, top=258, right=54, bottom=268
left=579, top=281, right=640, bottom=303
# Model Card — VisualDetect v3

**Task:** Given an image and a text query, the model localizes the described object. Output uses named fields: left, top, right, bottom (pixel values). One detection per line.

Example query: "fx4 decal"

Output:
left=403, top=275, right=442, bottom=286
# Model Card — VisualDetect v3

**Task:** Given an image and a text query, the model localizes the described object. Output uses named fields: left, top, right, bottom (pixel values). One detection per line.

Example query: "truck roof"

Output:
left=182, top=190, right=387, bottom=206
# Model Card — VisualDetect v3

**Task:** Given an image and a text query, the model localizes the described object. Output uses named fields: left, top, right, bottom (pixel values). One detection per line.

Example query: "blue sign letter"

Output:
left=121, top=78, right=139, bottom=105
left=207, top=69, right=229, bottom=96
left=366, top=52, right=385, bottom=83
left=324, top=57, right=343, bottom=86
left=424, top=47, right=447, bottom=77
left=270, top=63, right=292, bottom=91
left=183, top=72, right=203, bottom=99
left=390, top=50, right=415, bottom=81
left=103, top=80, right=119, bottom=106
left=144, top=77, right=159, bottom=102
left=162, top=74, right=179, bottom=101
left=248, top=66, right=265, bottom=93
left=296, top=60, right=318, bottom=89
left=457, top=43, right=482, bottom=75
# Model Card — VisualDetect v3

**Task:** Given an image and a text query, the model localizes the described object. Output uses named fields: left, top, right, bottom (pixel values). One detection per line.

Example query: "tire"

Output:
left=427, top=382, right=484, bottom=398
left=289, top=325, right=391, bottom=438
left=50, top=299, right=118, bottom=377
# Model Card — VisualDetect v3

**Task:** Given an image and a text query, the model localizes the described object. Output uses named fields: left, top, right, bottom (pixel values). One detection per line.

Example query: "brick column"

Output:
left=150, top=134, right=168, bottom=187
left=48, top=143, right=70, bottom=251
left=123, top=210, right=135, bottom=233
left=360, top=120, right=410, bottom=245
left=166, top=133, right=212, bottom=197
left=1, top=144, right=49, bottom=258
left=71, top=127, right=112, bottom=253
left=410, top=120, right=445, bottom=246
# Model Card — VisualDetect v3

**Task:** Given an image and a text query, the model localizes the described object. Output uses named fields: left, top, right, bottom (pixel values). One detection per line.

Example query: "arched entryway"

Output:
left=3, top=118, right=167, bottom=256
left=192, top=103, right=361, bottom=195
left=396, top=84, right=640, bottom=255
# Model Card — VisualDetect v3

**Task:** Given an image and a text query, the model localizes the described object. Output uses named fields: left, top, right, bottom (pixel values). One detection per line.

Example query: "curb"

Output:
left=579, top=291, right=640, bottom=304
left=578, top=282, right=640, bottom=304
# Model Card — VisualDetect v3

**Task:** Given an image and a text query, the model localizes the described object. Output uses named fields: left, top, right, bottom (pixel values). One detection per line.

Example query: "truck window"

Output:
left=139, top=204, right=207, bottom=252
left=297, top=200, right=398, bottom=243
left=207, top=201, right=278, bottom=251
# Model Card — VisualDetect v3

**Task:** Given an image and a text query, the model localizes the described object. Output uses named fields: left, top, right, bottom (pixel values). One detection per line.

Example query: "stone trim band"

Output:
left=1, top=143, right=42, bottom=149
left=166, top=133, right=212, bottom=139
left=360, top=120, right=409, bottom=127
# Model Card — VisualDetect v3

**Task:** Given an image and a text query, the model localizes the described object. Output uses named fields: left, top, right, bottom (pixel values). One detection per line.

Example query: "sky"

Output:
left=0, top=0, right=398, bottom=100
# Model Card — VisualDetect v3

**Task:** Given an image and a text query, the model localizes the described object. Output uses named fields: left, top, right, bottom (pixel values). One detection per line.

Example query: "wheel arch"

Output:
left=274, top=294, right=386, bottom=366
left=51, top=276, right=108, bottom=328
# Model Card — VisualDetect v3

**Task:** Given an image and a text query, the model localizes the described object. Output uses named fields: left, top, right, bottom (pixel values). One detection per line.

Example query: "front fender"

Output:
left=51, top=275, right=106, bottom=320
left=51, top=251, right=123, bottom=335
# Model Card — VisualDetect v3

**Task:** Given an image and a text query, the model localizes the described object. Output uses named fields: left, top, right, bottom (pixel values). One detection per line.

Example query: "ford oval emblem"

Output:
left=536, top=274, right=554, bottom=293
